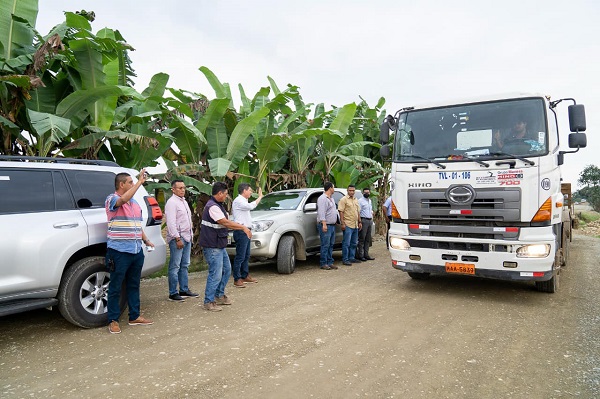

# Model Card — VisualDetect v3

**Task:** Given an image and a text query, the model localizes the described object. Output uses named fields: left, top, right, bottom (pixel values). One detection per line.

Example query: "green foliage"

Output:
left=578, top=165, right=600, bottom=212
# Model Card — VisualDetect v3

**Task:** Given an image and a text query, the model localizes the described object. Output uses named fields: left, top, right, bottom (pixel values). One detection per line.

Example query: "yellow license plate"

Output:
left=445, top=262, right=475, bottom=275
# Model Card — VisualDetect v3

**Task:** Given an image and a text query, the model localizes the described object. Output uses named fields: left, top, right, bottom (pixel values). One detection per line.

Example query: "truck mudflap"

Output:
left=392, top=261, right=555, bottom=281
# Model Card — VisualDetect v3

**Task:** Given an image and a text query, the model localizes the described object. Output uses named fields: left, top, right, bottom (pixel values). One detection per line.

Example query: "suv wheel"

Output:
left=277, top=235, right=296, bottom=274
left=58, top=256, right=126, bottom=328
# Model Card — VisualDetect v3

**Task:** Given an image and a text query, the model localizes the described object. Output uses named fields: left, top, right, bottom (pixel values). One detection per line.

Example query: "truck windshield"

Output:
left=394, top=98, right=548, bottom=163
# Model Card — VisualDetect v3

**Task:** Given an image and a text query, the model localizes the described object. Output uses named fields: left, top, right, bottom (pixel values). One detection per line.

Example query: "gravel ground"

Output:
left=1, top=234, right=598, bottom=398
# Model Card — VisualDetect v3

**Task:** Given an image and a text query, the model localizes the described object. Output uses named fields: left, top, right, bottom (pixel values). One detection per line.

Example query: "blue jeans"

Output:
left=318, top=224, right=336, bottom=266
left=232, top=230, right=251, bottom=281
left=106, top=247, right=144, bottom=323
left=203, top=247, right=231, bottom=304
left=342, top=227, right=358, bottom=262
left=168, top=238, right=191, bottom=295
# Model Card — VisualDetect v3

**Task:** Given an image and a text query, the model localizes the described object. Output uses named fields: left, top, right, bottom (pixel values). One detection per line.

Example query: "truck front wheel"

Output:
left=408, top=272, right=431, bottom=280
left=535, top=271, right=559, bottom=293
left=277, top=235, right=296, bottom=274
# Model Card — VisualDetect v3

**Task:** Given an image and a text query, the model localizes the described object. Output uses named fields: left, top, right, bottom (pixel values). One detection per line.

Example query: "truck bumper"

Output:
left=388, top=225, right=558, bottom=282
left=391, top=261, right=554, bottom=281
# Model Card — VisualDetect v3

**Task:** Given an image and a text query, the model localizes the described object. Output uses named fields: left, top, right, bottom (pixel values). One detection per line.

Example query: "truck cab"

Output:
left=380, top=93, right=587, bottom=292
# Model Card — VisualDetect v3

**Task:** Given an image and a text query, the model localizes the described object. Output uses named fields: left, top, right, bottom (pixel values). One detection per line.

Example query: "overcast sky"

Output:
left=36, top=0, right=599, bottom=186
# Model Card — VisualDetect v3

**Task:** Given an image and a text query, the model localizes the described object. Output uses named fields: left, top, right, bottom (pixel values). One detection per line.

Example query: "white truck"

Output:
left=379, top=93, right=587, bottom=292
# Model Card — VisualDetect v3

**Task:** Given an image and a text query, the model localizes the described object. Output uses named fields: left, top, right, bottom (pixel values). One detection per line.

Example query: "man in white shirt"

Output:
left=231, top=183, right=263, bottom=288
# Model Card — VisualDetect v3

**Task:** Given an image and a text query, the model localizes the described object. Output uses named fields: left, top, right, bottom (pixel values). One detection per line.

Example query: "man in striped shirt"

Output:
left=105, top=169, right=154, bottom=334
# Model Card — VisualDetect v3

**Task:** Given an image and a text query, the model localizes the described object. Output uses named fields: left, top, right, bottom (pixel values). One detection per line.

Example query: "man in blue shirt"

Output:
left=317, top=182, right=339, bottom=270
left=382, top=194, right=393, bottom=249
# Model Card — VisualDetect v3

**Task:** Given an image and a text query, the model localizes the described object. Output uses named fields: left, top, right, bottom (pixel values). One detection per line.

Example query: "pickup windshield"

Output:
left=394, top=98, right=548, bottom=163
left=253, top=191, right=307, bottom=211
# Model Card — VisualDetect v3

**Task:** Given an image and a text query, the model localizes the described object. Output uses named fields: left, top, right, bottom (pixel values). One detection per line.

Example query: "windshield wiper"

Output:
left=400, top=154, right=446, bottom=170
left=489, top=151, right=535, bottom=166
left=460, top=155, right=490, bottom=167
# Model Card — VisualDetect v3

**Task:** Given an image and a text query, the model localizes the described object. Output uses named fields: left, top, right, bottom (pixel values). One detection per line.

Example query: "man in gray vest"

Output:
left=199, top=182, right=251, bottom=311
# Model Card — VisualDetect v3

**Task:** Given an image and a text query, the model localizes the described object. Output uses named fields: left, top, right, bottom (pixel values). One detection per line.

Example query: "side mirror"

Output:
left=568, top=104, right=586, bottom=132
left=380, top=145, right=391, bottom=159
left=304, top=203, right=317, bottom=212
left=568, top=132, right=587, bottom=148
left=380, top=121, right=390, bottom=144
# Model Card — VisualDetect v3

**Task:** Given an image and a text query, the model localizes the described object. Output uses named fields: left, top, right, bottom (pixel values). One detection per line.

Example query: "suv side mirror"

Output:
left=568, top=104, right=586, bottom=132
left=304, top=203, right=317, bottom=212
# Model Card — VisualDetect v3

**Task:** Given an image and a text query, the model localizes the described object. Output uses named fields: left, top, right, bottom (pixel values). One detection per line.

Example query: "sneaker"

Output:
left=169, top=294, right=186, bottom=302
left=179, top=290, right=199, bottom=298
left=241, top=275, right=258, bottom=283
left=342, top=261, right=352, bottom=266
left=234, top=279, right=246, bottom=288
left=329, top=264, right=338, bottom=270
left=128, top=316, right=154, bottom=326
left=203, top=302, right=223, bottom=312
left=215, top=295, right=232, bottom=305
left=320, top=265, right=332, bottom=270
left=108, top=321, right=121, bottom=334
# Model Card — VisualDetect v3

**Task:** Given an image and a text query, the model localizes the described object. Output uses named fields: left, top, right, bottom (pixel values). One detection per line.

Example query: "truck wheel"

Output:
left=58, top=256, right=126, bottom=328
left=277, top=235, right=296, bottom=274
left=535, top=272, right=559, bottom=293
left=408, top=272, right=431, bottom=280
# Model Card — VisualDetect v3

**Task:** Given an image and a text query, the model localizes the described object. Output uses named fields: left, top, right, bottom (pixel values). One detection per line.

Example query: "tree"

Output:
left=577, top=164, right=600, bottom=212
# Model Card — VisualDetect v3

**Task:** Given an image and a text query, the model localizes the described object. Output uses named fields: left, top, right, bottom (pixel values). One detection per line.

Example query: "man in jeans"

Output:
left=231, top=183, right=263, bottom=288
left=316, top=182, right=339, bottom=270
left=199, top=182, right=251, bottom=311
left=357, top=187, right=375, bottom=261
left=338, top=185, right=362, bottom=266
left=165, top=180, right=198, bottom=302
left=105, top=169, right=154, bottom=334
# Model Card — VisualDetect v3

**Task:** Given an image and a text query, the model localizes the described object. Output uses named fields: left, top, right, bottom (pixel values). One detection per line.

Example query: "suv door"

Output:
left=303, top=191, right=322, bottom=250
left=0, top=168, right=88, bottom=299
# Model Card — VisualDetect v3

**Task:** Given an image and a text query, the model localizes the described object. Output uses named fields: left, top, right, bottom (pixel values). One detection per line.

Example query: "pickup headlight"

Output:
left=252, top=220, right=274, bottom=232
left=516, top=244, right=551, bottom=258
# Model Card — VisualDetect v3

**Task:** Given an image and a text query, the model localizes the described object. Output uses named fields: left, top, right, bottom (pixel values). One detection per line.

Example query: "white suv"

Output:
left=0, top=156, right=167, bottom=328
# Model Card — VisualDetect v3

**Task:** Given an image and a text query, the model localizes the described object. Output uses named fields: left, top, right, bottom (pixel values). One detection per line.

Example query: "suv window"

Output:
left=0, top=169, right=75, bottom=214
left=65, top=170, right=116, bottom=208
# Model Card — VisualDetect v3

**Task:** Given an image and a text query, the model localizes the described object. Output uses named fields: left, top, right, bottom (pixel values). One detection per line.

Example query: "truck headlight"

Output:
left=516, top=244, right=551, bottom=258
left=389, top=237, right=411, bottom=250
left=252, top=220, right=274, bottom=232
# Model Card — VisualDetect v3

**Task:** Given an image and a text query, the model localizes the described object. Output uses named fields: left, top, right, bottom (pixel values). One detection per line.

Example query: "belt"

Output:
left=361, top=217, right=372, bottom=220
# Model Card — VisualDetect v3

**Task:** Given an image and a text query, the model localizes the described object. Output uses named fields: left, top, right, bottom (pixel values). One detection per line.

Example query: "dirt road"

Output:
left=1, top=235, right=598, bottom=398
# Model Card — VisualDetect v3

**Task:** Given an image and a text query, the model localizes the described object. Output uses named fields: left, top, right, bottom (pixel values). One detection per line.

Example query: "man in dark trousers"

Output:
left=105, top=169, right=154, bottom=334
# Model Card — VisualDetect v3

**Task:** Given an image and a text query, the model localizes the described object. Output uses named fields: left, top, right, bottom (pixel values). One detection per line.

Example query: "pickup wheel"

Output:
left=535, top=271, right=559, bottom=293
left=277, top=235, right=296, bottom=274
left=407, top=272, right=431, bottom=280
left=58, top=256, right=126, bottom=328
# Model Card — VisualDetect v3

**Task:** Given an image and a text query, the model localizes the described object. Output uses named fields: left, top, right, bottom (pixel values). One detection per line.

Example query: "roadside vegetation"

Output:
left=0, top=1, right=392, bottom=254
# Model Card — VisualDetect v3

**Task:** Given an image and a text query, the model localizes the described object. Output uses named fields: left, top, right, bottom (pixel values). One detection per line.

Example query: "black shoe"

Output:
left=179, top=290, right=199, bottom=298
left=365, top=256, right=375, bottom=261
left=351, top=258, right=362, bottom=263
left=169, top=294, right=186, bottom=302
left=343, top=261, right=352, bottom=266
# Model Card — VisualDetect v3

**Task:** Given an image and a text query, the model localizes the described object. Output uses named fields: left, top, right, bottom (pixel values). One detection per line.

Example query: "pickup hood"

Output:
left=250, top=209, right=303, bottom=222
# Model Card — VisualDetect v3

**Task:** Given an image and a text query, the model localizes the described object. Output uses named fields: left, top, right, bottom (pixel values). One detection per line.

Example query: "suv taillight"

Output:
left=144, top=196, right=163, bottom=226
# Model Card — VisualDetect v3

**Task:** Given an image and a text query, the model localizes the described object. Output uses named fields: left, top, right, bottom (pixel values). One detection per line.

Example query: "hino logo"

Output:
left=445, top=185, right=475, bottom=205
left=408, top=183, right=432, bottom=188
